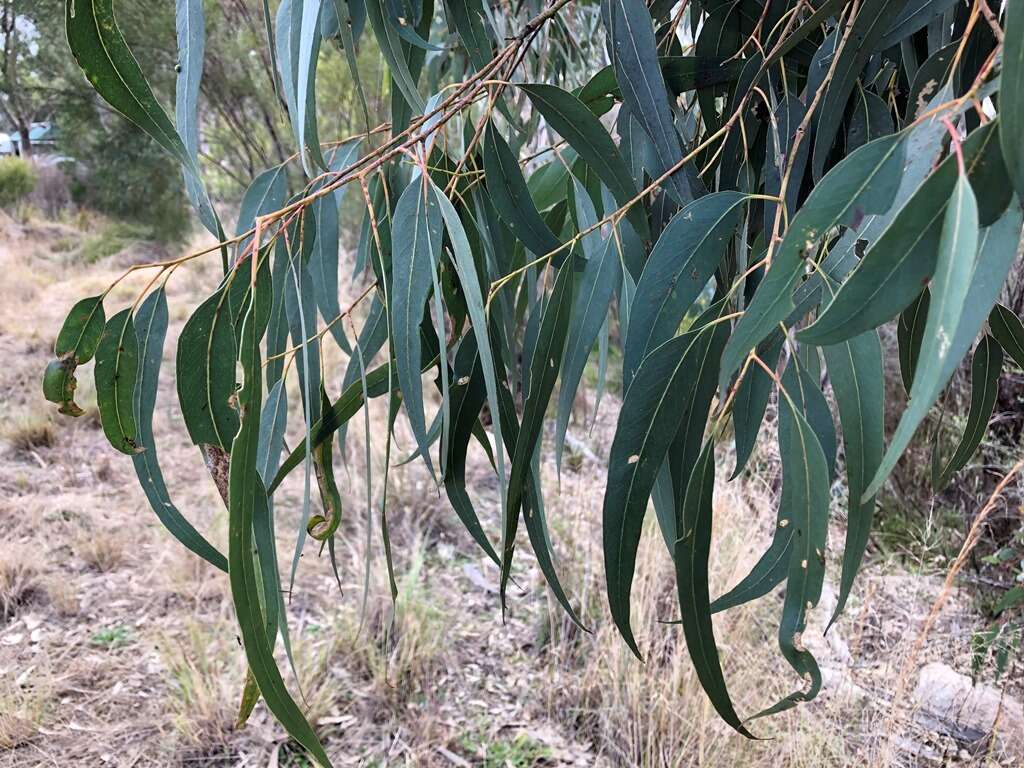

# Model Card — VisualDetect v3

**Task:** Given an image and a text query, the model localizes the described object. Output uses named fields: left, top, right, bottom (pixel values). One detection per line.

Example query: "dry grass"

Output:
left=2, top=410, right=56, bottom=455
left=0, top=545, right=43, bottom=621
left=74, top=529, right=128, bottom=573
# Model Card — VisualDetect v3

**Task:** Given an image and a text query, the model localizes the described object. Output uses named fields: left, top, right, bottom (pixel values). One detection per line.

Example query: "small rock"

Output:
left=912, top=662, right=1024, bottom=759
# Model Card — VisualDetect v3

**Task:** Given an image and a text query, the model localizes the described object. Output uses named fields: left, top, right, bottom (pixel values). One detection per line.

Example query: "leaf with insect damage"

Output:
left=44, top=295, right=106, bottom=417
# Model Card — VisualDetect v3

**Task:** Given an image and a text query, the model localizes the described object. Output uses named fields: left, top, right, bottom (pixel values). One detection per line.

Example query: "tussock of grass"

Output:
left=3, top=410, right=56, bottom=454
left=0, top=544, right=43, bottom=620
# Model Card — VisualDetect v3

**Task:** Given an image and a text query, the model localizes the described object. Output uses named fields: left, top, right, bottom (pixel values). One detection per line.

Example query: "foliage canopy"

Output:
left=44, top=0, right=1024, bottom=760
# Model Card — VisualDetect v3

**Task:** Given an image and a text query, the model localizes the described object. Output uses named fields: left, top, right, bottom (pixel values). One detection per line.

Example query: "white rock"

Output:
left=912, top=662, right=1024, bottom=759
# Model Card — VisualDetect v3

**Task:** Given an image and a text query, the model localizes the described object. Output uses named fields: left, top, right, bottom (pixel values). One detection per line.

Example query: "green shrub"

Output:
left=0, top=157, right=38, bottom=209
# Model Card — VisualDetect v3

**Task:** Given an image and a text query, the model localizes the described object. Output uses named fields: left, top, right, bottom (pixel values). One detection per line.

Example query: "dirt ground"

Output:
left=1, top=218, right=1021, bottom=767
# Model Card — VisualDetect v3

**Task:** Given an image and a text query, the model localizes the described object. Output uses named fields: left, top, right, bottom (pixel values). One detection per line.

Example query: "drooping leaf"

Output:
left=391, top=175, right=444, bottom=482
left=897, top=290, right=929, bottom=394
left=934, top=335, right=1003, bottom=491
left=554, top=181, right=620, bottom=477
left=578, top=55, right=743, bottom=108
left=720, top=131, right=908, bottom=392
left=990, top=303, right=1024, bottom=371
left=864, top=173, right=980, bottom=499
left=307, top=141, right=361, bottom=355
left=625, top=192, right=745, bottom=386
left=520, top=84, right=647, bottom=238
left=811, top=0, right=907, bottom=180
left=177, top=287, right=240, bottom=451
left=800, top=120, right=1011, bottom=345
left=67, top=0, right=221, bottom=238
left=365, top=0, right=426, bottom=112
left=731, top=332, right=784, bottom=478
left=1000, top=0, right=1024, bottom=201
left=846, top=88, right=894, bottom=153
left=275, top=0, right=328, bottom=175
left=236, top=166, right=288, bottom=246
left=483, top=123, right=563, bottom=259
left=674, top=441, right=753, bottom=738
left=443, top=336, right=502, bottom=566
left=753, top=385, right=830, bottom=717
left=604, top=0, right=698, bottom=205
left=822, top=328, right=884, bottom=630
left=174, top=0, right=219, bottom=234
left=445, top=0, right=493, bottom=71
left=502, top=260, right=575, bottom=597
left=604, top=306, right=726, bottom=656
left=713, top=352, right=834, bottom=614
left=227, top=298, right=332, bottom=766
left=94, top=308, right=141, bottom=455
left=132, top=288, right=228, bottom=571
left=431, top=180, right=508, bottom=540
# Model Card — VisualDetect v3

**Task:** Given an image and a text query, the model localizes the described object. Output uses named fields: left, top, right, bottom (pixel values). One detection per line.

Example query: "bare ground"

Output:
left=1, top=219, right=1021, bottom=767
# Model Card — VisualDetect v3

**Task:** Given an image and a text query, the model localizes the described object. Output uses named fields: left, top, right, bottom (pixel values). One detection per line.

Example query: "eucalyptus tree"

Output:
left=43, top=0, right=1024, bottom=760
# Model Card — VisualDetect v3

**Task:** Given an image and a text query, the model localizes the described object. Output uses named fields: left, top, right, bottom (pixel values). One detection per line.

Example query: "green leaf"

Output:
left=554, top=182, right=620, bottom=477
left=674, top=442, right=753, bottom=738
left=55, top=295, right=106, bottom=364
left=494, top=364, right=585, bottom=628
left=1001, top=0, right=1024, bottom=201
left=730, top=332, right=784, bottom=478
left=878, top=0, right=960, bottom=50
left=897, top=290, right=929, bottom=394
left=520, top=84, right=647, bottom=238
left=991, top=303, right=1024, bottom=371
left=431, top=181, right=508, bottom=543
left=445, top=0, right=492, bottom=71
left=307, top=141, right=361, bottom=358
left=365, top=0, right=425, bottom=112
left=391, top=175, right=445, bottom=483
left=176, top=286, right=239, bottom=451
left=45, top=295, right=107, bottom=417
left=503, top=260, right=575, bottom=596
left=94, top=308, right=141, bottom=455
left=934, top=335, right=1003, bottom=491
left=713, top=352, right=834, bottom=614
left=846, top=88, right=893, bottom=153
left=719, top=131, right=907, bottom=391
left=67, top=0, right=221, bottom=239
left=663, top=304, right=730, bottom=546
left=483, top=123, right=563, bottom=259
left=822, top=328, right=885, bottom=630
left=236, top=166, right=288, bottom=241
left=811, top=0, right=907, bottom=180
left=625, top=191, right=745, bottom=386
left=578, top=55, right=742, bottom=108
left=269, top=337, right=439, bottom=493
left=800, top=120, right=1011, bottom=345
left=174, top=0, right=220, bottom=234
left=603, top=307, right=726, bottom=656
left=995, top=585, right=1024, bottom=615
left=604, top=0, right=698, bottom=204
left=864, top=173, right=980, bottom=499
left=132, top=288, right=228, bottom=571
left=754, top=386, right=830, bottom=717
left=275, top=0, right=328, bottom=175
left=227, top=299, right=331, bottom=767
left=443, top=336, right=501, bottom=566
